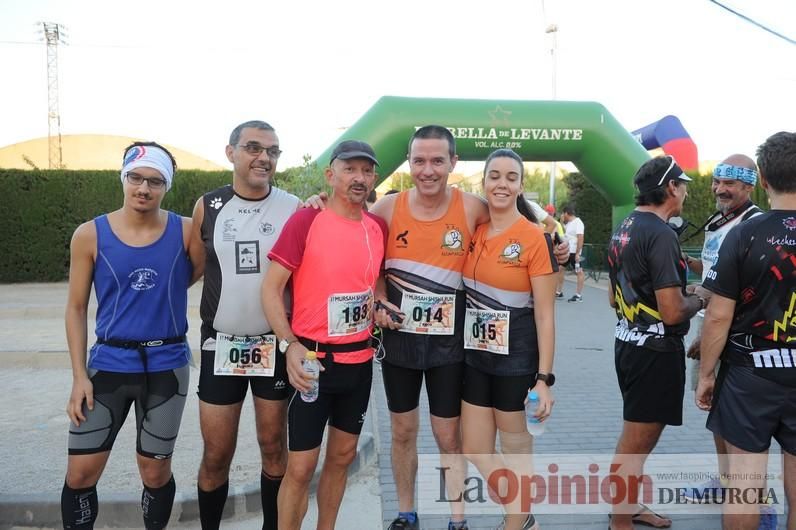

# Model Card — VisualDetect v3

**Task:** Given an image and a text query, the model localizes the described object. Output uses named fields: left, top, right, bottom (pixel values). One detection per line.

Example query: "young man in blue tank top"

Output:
left=62, top=142, right=194, bottom=529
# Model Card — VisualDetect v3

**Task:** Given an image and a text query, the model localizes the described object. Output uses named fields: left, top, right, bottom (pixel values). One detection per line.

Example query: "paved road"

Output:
left=0, top=280, right=788, bottom=529
left=372, top=279, right=787, bottom=529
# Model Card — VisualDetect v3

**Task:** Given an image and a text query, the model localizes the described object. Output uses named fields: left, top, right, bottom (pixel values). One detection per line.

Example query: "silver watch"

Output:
left=279, top=338, right=298, bottom=353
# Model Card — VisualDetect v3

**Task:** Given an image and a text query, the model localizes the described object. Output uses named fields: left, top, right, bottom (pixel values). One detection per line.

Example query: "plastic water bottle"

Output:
left=300, top=351, right=320, bottom=403
left=525, top=390, right=546, bottom=436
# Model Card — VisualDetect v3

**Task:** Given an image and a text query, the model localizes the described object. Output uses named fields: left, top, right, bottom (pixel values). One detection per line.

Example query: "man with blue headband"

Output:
left=682, top=154, right=777, bottom=527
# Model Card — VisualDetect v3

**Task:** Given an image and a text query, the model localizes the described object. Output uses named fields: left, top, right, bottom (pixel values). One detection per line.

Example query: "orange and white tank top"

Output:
left=385, top=188, right=471, bottom=294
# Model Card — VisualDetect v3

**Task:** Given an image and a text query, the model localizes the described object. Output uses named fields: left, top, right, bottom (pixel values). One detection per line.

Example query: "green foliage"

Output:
left=384, top=172, right=413, bottom=192
left=561, top=171, right=612, bottom=245
left=0, top=168, right=331, bottom=283
left=561, top=171, right=770, bottom=249
left=274, top=154, right=328, bottom=199
left=522, top=167, right=568, bottom=208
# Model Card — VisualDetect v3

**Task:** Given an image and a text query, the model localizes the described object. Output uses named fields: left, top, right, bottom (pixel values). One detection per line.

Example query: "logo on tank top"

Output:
left=441, top=226, right=464, bottom=255
left=783, top=217, right=796, bottom=231
left=129, top=268, right=158, bottom=291
left=235, top=241, right=260, bottom=274
left=259, top=222, right=274, bottom=236
left=499, top=241, right=522, bottom=264
left=210, top=197, right=223, bottom=210
left=223, top=218, right=237, bottom=242
left=395, top=230, right=409, bottom=248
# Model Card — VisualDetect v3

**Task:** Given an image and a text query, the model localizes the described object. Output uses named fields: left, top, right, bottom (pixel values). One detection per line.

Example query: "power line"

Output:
left=708, top=0, right=795, bottom=46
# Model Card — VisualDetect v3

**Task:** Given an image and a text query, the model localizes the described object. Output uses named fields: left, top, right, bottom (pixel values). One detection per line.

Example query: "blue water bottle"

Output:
left=525, top=390, right=546, bottom=436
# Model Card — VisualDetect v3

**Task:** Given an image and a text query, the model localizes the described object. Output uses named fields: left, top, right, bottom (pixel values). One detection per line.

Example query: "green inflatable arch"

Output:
left=314, top=96, right=650, bottom=226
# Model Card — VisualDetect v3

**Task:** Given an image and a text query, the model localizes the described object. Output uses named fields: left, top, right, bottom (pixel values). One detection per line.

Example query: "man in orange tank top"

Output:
left=370, top=126, right=568, bottom=530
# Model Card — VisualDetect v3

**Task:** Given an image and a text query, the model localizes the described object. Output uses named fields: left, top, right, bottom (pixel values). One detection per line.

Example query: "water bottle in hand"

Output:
left=301, top=351, right=320, bottom=403
left=525, top=390, right=545, bottom=436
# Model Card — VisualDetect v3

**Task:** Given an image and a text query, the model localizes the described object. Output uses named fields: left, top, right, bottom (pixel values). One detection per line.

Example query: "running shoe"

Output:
left=682, top=477, right=724, bottom=503
left=448, top=520, right=469, bottom=530
left=567, top=294, right=582, bottom=302
left=494, top=514, right=538, bottom=530
left=388, top=515, right=419, bottom=530
left=758, top=504, right=777, bottom=530
left=555, top=291, right=564, bottom=299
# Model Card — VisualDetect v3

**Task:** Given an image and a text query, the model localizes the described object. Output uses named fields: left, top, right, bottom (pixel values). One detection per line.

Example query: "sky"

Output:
left=0, top=0, right=794, bottom=173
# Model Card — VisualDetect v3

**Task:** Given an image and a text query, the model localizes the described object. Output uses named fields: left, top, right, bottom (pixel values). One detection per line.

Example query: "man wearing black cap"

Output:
left=606, top=155, right=704, bottom=530
left=263, top=140, right=388, bottom=530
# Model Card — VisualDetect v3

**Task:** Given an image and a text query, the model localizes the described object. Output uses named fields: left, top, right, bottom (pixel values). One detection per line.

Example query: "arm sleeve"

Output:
left=267, top=209, right=317, bottom=272
left=702, top=223, right=743, bottom=299
left=649, top=228, right=686, bottom=290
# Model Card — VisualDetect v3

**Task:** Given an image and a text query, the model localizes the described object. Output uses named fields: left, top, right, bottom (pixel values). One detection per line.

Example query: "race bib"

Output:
left=464, top=308, right=510, bottom=355
left=214, top=333, right=276, bottom=377
left=328, top=289, right=373, bottom=336
left=399, top=292, right=456, bottom=335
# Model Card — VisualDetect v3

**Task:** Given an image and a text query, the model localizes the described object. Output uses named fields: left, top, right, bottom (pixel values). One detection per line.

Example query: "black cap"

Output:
left=330, top=140, right=379, bottom=166
left=634, top=155, right=692, bottom=194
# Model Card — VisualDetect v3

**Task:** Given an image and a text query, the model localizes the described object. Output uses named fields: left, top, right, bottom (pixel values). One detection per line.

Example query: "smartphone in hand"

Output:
left=374, top=300, right=405, bottom=323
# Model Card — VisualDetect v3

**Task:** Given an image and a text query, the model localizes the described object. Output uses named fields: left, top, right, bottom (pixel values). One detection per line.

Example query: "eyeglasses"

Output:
left=125, top=172, right=167, bottom=189
left=237, top=143, right=282, bottom=159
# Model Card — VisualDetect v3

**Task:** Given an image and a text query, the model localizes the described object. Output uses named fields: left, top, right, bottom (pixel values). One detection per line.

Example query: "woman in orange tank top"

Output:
left=460, top=149, right=558, bottom=530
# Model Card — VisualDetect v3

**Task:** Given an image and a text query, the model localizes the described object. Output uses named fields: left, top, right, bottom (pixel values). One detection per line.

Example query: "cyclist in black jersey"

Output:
left=607, top=155, right=704, bottom=530
left=697, top=131, right=796, bottom=530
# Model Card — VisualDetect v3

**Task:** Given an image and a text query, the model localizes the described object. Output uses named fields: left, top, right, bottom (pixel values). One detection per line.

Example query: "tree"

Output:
left=274, top=154, right=328, bottom=199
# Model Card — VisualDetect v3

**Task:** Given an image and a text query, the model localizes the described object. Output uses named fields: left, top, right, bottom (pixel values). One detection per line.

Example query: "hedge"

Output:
left=1, top=169, right=241, bottom=282
left=0, top=168, right=772, bottom=282
left=561, top=171, right=770, bottom=250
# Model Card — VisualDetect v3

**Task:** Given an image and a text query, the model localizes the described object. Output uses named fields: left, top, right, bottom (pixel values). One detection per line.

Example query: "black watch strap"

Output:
left=536, top=372, right=555, bottom=386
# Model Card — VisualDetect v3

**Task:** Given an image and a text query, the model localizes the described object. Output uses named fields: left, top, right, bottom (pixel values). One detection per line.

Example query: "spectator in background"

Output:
left=560, top=205, right=585, bottom=302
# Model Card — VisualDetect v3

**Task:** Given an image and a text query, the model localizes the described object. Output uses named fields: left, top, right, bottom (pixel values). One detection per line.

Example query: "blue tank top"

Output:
left=88, top=212, right=192, bottom=372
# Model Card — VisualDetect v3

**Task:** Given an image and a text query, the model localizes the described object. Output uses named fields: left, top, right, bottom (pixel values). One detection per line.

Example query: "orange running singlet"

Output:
left=385, top=187, right=471, bottom=295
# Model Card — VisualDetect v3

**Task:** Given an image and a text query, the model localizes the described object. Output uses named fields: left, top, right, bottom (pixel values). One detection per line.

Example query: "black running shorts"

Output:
left=381, top=361, right=464, bottom=418
left=68, top=365, right=189, bottom=458
left=708, top=364, right=796, bottom=454
left=462, top=363, right=535, bottom=412
left=614, top=340, right=685, bottom=426
left=287, top=357, right=372, bottom=452
left=197, top=348, right=291, bottom=405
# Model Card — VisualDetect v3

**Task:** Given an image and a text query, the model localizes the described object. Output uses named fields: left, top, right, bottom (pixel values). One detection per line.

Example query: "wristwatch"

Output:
left=536, top=372, right=556, bottom=387
left=278, top=337, right=299, bottom=354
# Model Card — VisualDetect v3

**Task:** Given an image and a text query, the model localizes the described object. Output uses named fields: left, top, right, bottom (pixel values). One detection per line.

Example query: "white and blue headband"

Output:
left=713, top=163, right=757, bottom=186
left=120, top=145, right=175, bottom=190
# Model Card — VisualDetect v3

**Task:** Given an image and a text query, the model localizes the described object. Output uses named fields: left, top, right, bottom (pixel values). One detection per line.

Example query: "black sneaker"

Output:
left=448, top=520, right=468, bottom=530
left=555, top=291, right=564, bottom=299
left=567, top=294, right=582, bottom=303
left=388, top=515, right=419, bottom=530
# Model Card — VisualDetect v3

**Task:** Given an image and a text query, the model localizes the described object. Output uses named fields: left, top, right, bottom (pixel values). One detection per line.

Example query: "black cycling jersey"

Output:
left=607, top=211, right=689, bottom=351
left=703, top=211, right=796, bottom=387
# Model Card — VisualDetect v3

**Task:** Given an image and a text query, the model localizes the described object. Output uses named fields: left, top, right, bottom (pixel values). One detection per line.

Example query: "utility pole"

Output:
left=40, top=22, right=66, bottom=169
left=545, top=23, right=558, bottom=206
